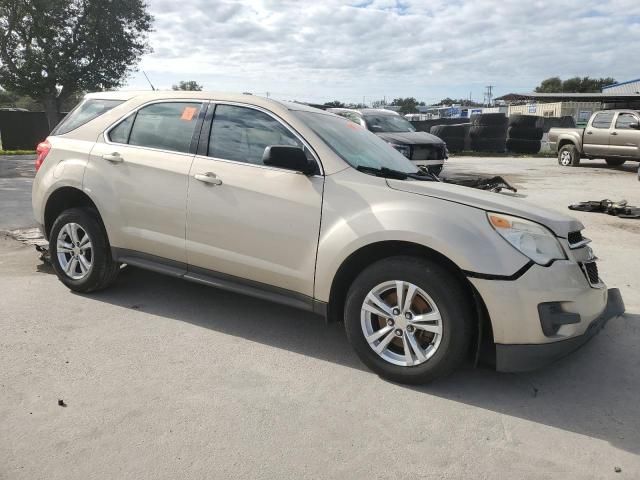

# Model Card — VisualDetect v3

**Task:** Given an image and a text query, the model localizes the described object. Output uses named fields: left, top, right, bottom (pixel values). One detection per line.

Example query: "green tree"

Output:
left=535, top=76, right=616, bottom=93
left=438, top=97, right=482, bottom=107
left=391, top=97, right=420, bottom=114
left=0, top=0, right=153, bottom=129
left=535, top=77, right=563, bottom=93
left=172, top=80, right=203, bottom=91
left=323, top=100, right=346, bottom=108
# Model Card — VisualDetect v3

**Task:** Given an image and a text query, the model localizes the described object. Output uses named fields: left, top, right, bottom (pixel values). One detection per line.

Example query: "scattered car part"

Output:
left=569, top=199, right=640, bottom=219
left=444, top=175, right=517, bottom=194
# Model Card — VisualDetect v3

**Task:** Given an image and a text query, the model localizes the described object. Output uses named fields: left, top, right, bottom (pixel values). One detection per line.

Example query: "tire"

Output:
left=470, top=136, right=506, bottom=152
left=443, top=137, right=465, bottom=153
left=469, top=125, right=507, bottom=139
left=508, top=114, right=541, bottom=128
left=344, top=256, right=473, bottom=385
left=506, top=138, right=541, bottom=154
left=605, top=158, right=626, bottom=166
left=470, top=113, right=508, bottom=127
left=507, top=126, right=543, bottom=141
left=50, top=207, right=120, bottom=293
left=557, top=144, right=580, bottom=167
left=430, top=124, right=466, bottom=138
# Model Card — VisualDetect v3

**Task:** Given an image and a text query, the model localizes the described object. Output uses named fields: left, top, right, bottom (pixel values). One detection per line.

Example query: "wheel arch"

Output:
left=558, top=139, right=578, bottom=151
left=325, top=240, right=494, bottom=357
left=44, top=187, right=105, bottom=240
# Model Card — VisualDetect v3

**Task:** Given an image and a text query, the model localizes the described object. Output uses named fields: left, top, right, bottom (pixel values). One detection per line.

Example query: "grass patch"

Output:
left=0, top=150, right=36, bottom=155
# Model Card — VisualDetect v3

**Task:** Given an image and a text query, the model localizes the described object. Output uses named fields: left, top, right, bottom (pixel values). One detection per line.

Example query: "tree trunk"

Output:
left=42, top=95, right=60, bottom=132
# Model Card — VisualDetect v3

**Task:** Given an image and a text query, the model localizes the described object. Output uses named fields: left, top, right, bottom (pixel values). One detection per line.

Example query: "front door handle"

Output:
left=194, top=172, right=223, bottom=186
left=102, top=152, right=123, bottom=163
left=611, top=131, right=618, bottom=135
left=586, top=131, right=593, bottom=135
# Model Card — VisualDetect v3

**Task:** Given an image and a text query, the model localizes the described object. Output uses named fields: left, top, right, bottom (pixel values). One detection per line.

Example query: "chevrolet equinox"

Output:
left=32, top=91, right=624, bottom=384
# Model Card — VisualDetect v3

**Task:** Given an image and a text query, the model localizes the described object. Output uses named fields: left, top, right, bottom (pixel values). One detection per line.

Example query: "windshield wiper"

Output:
left=356, top=165, right=437, bottom=181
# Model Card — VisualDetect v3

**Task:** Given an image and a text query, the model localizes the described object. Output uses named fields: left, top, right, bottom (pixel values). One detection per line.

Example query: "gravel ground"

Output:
left=1, top=155, right=639, bottom=479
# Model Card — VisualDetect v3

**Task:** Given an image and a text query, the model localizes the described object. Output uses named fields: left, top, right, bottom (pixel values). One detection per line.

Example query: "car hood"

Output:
left=386, top=179, right=583, bottom=237
left=375, top=131, right=444, bottom=145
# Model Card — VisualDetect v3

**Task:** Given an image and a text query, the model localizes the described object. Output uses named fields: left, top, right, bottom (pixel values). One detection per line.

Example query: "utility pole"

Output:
left=484, top=85, right=494, bottom=107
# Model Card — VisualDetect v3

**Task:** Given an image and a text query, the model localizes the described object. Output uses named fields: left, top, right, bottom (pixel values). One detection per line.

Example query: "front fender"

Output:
left=314, top=169, right=529, bottom=302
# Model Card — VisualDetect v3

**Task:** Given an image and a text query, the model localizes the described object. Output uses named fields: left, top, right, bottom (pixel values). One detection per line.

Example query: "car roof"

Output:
left=326, top=107, right=400, bottom=117
left=84, top=90, right=327, bottom=115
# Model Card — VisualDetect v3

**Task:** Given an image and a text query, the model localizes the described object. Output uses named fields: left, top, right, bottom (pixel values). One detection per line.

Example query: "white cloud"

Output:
left=128, top=0, right=640, bottom=104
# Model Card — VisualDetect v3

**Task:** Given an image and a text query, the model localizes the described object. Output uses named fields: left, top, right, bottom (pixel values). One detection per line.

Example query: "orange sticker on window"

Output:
left=181, top=106, right=197, bottom=121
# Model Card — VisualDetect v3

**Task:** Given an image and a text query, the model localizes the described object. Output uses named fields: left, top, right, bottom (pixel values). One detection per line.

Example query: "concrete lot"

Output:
left=1, top=155, right=639, bottom=479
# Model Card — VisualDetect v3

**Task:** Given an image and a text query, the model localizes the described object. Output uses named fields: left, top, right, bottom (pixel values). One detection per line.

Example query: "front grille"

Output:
left=411, top=144, right=446, bottom=161
left=568, top=231, right=583, bottom=245
left=581, top=261, right=600, bottom=286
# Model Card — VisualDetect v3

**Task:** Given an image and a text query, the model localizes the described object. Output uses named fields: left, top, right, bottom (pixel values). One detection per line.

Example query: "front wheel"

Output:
left=558, top=144, right=580, bottom=166
left=605, top=158, right=626, bottom=166
left=344, top=256, right=473, bottom=384
left=50, top=208, right=120, bottom=293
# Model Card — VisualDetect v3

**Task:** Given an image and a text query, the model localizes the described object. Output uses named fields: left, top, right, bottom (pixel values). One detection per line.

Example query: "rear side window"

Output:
left=53, top=99, right=123, bottom=135
left=209, top=104, right=301, bottom=164
left=122, top=102, right=201, bottom=153
left=615, top=113, right=639, bottom=129
left=591, top=112, right=614, bottom=129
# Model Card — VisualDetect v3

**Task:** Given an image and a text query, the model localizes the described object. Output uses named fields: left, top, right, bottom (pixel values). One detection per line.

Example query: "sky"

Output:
left=125, top=0, right=640, bottom=105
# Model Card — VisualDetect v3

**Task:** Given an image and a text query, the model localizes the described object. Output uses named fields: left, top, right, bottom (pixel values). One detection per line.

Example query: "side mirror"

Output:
left=262, top=145, right=317, bottom=175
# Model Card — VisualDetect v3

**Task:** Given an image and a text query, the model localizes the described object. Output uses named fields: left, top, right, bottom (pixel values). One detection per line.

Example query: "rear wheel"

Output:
left=344, top=256, right=473, bottom=384
left=605, top=158, right=626, bottom=166
left=50, top=208, right=119, bottom=293
left=558, top=144, right=580, bottom=166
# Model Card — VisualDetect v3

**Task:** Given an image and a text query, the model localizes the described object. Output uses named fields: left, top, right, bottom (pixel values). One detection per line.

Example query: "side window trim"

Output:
left=591, top=112, right=614, bottom=129
left=200, top=101, right=324, bottom=175
left=104, top=99, right=206, bottom=156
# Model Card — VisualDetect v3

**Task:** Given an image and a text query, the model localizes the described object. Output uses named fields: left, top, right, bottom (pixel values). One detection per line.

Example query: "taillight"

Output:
left=35, top=139, right=51, bottom=172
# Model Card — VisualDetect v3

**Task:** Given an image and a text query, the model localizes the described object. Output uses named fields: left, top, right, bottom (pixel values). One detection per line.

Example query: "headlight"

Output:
left=487, top=212, right=566, bottom=266
left=389, top=143, right=411, bottom=158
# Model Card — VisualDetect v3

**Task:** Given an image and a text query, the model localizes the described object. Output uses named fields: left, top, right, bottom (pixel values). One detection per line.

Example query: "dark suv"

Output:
left=328, top=108, right=447, bottom=175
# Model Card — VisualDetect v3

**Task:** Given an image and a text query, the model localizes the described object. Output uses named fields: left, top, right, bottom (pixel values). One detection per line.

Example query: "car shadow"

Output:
left=77, top=265, right=639, bottom=455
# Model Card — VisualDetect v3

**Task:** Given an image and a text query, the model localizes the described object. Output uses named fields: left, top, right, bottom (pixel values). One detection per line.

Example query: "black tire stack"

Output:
left=506, top=114, right=543, bottom=154
left=429, top=124, right=467, bottom=152
left=469, top=113, right=508, bottom=153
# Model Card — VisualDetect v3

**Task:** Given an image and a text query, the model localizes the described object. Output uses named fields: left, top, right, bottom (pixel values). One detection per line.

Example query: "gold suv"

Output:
left=32, top=91, right=624, bottom=384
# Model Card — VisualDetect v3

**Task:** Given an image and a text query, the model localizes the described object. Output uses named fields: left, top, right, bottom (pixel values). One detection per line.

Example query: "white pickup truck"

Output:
left=549, top=110, right=640, bottom=167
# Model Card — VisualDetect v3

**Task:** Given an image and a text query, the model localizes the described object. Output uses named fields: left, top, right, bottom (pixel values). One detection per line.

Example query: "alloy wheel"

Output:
left=56, top=222, right=93, bottom=280
left=360, top=280, right=443, bottom=367
left=560, top=150, right=572, bottom=166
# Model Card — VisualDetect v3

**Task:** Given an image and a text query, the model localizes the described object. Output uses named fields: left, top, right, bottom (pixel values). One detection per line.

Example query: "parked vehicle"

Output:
left=549, top=110, right=640, bottom=167
left=327, top=108, right=446, bottom=175
left=32, top=91, right=624, bottom=384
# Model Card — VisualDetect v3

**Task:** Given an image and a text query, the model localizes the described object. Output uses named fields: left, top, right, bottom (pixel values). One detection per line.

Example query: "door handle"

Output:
left=102, top=152, right=123, bottom=163
left=586, top=131, right=593, bottom=134
left=194, top=172, right=223, bottom=186
left=611, top=131, right=618, bottom=135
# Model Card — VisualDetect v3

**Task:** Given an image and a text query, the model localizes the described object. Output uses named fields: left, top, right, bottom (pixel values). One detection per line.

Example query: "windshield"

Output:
left=294, top=111, right=419, bottom=173
left=364, top=114, right=416, bottom=133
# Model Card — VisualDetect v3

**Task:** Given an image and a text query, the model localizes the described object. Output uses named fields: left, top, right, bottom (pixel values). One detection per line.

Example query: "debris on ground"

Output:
left=569, top=199, right=640, bottom=219
left=444, top=175, right=517, bottom=193
left=57, top=399, right=67, bottom=407
left=5, top=228, right=50, bottom=263
left=615, top=466, right=622, bottom=473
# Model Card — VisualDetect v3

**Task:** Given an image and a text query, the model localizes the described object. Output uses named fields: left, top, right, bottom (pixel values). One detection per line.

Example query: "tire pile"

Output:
left=506, top=114, right=543, bottom=154
left=429, top=124, right=467, bottom=152
left=469, top=113, right=508, bottom=152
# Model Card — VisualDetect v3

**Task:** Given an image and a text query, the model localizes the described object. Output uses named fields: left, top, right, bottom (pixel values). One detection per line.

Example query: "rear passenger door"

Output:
left=185, top=103, right=324, bottom=298
left=583, top=112, right=614, bottom=157
left=85, top=101, right=204, bottom=264
left=609, top=112, right=640, bottom=158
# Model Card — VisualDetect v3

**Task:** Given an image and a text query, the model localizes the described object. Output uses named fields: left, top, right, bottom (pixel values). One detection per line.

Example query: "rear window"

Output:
left=52, top=99, right=123, bottom=135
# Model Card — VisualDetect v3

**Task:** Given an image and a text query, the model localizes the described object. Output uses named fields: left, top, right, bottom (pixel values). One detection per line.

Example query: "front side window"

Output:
left=53, top=99, right=123, bottom=135
left=294, top=111, right=418, bottom=173
left=124, top=102, right=201, bottom=153
left=209, top=104, right=301, bottom=164
left=615, top=113, right=639, bottom=129
left=591, top=112, right=614, bottom=129
left=363, top=114, right=416, bottom=133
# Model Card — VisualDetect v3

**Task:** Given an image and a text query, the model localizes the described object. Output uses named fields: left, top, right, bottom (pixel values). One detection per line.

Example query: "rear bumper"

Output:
left=495, top=288, right=624, bottom=372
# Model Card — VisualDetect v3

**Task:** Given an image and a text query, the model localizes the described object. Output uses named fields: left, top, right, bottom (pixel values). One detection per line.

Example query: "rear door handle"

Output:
left=194, top=172, right=223, bottom=186
left=102, top=152, right=123, bottom=163
left=586, top=131, right=593, bottom=134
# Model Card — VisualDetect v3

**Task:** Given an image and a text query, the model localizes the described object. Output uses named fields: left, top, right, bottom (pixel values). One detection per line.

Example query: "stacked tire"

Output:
left=469, top=113, right=507, bottom=153
left=506, top=114, right=543, bottom=154
left=429, top=124, right=467, bottom=153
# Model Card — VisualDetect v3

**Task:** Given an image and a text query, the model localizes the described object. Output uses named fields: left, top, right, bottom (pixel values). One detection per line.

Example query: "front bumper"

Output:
left=495, top=288, right=624, bottom=372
